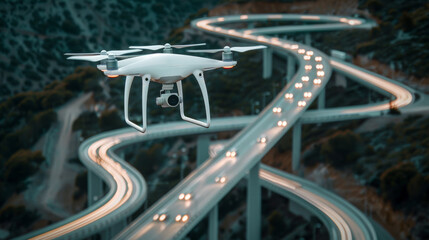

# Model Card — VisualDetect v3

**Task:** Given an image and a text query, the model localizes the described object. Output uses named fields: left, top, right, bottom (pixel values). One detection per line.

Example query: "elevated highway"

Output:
left=19, top=13, right=423, bottom=240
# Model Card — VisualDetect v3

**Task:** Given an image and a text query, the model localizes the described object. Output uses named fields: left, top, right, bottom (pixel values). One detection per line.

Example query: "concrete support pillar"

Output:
left=197, top=134, right=218, bottom=239
left=246, top=163, right=261, bottom=240
left=88, top=170, right=104, bottom=206
left=334, top=72, right=347, bottom=88
left=208, top=205, right=218, bottom=240
left=318, top=88, right=325, bottom=109
left=263, top=47, right=273, bottom=79
left=197, top=134, right=211, bottom=166
left=305, top=33, right=311, bottom=46
left=292, top=121, right=302, bottom=172
left=287, top=55, right=295, bottom=82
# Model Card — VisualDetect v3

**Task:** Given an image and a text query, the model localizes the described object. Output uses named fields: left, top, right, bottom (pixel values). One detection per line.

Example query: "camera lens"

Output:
left=167, top=94, right=179, bottom=107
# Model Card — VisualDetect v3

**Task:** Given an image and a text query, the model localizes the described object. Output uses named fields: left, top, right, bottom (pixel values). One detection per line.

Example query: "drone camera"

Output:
left=156, top=92, right=181, bottom=108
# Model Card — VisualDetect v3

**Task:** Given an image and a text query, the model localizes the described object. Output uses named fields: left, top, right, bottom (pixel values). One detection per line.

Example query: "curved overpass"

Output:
left=17, top=132, right=147, bottom=240
left=19, top=14, right=419, bottom=240
left=117, top=14, right=413, bottom=240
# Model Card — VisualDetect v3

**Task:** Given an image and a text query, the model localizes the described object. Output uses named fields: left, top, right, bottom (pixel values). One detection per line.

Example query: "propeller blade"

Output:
left=129, top=45, right=165, bottom=50
left=115, top=55, right=142, bottom=59
left=187, top=49, right=224, bottom=53
left=230, top=45, right=266, bottom=52
left=171, top=43, right=206, bottom=49
left=67, top=55, right=109, bottom=62
left=64, top=52, right=99, bottom=56
left=107, top=49, right=142, bottom=55
left=65, top=49, right=141, bottom=56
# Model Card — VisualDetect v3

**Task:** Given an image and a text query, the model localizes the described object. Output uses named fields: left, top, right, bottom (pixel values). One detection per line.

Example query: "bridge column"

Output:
left=263, top=47, right=273, bottom=79
left=208, top=205, right=218, bottom=240
left=88, top=170, right=103, bottom=206
left=197, top=134, right=219, bottom=239
left=197, top=134, right=211, bottom=166
left=305, top=33, right=311, bottom=46
left=89, top=170, right=127, bottom=239
left=287, top=55, right=295, bottom=83
left=292, top=121, right=302, bottom=172
left=246, top=163, right=261, bottom=240
left=318, top=88, right=325, bottom=109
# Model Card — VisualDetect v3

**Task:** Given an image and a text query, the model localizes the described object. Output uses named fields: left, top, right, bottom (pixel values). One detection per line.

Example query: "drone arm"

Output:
left=124, top=75, right=151, bottom=133
left=177, top=70, right=210, bottom=128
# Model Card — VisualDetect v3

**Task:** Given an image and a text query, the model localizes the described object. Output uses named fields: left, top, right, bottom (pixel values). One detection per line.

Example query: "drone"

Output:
left=65, top=43, right=266, bottom=133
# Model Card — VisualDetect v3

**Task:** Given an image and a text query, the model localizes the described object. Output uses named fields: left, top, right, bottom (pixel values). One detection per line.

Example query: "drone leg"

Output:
left=141, top=74, right=151, bottom=132
left=177, top=70, right=210, bottom=128
left=124, top=75, right=151, bottom=133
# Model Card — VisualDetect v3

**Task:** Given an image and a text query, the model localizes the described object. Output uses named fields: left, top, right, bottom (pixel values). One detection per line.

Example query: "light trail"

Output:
left=27, top=136, right=135, bottom=240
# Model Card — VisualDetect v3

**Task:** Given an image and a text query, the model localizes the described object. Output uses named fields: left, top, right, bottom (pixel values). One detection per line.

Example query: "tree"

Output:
left=72, top=111, right=99, bottom=138
left=4, top=150, right=44, bottom=184
left=41, top=90, right=73, bottom=108
left=98, top=109, right=124, bottom=131
left=380, top=162, right=418, bottom=206
left=267, top=210, right=286, bottom=237
left=0, top=205, right=39, bottom=234
left=320, top=130, right=361, bottom=168
left=31, top=109, right=57, bottom=132
left=17, top=96, right=37, bottom=113
left=407, top=174, right=427, bottom=201
left=132, top=143, right=164, bottom=176
left=73, top=171, right=88, bottom=200
left=397, top=11, right=415, bottom=32
left=365, top=0, right=383, bottom=13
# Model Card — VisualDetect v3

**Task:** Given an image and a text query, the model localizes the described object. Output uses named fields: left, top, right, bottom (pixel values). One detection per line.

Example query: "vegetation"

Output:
left=301, top=114, right=429, bottom=239
left=0, top=205, right=39, bottom=235
left=0, top=0, right=220, bottom=100
left=72, top=111, right=99, bottom=139
left=0, top=65, right=102, bottom=236
left=73, top=171, right=88, bottom=201
left=98, top=109, right=124, bottom=132
left=4, top=150, right=44, bottom=184
left=0, top=150, right=45, bottom=205
left=303, top=130, right=363, bottom=169
left=131, top=143, right=164, bottom=176
left=318, top=1, right=429, bottom=79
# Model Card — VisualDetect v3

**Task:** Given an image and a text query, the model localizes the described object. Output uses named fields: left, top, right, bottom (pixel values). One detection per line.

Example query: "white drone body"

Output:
left=106, top=53, right=237, bottom=82
left=66, top=44, right=265, bottom=133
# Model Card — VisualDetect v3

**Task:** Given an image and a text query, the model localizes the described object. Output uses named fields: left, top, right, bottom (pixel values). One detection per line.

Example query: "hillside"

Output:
left=0, top=0, right=218, bottom=101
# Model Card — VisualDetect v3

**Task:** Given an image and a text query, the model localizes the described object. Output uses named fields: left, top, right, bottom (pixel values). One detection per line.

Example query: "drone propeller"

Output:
left=188, top=45, right=266, bottom=62
left=129, top=43, right=206, bottom=51
left=66, top=54, right=140, bottom=62
left=187, top=45, right=266, bottom=53
left=65, top=49, right=142, bottom=56
left=65, top=49, right=142, bottom=70
left=65, top=49, right=142, bottom=62
left=67, top=55, right=111, bottom=62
